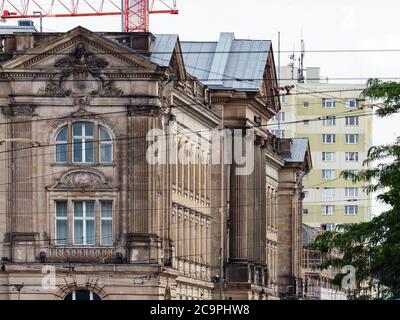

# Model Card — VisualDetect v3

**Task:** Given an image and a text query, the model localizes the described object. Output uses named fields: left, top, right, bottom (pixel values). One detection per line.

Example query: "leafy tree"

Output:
left=309, top=79, right=400, bottom=300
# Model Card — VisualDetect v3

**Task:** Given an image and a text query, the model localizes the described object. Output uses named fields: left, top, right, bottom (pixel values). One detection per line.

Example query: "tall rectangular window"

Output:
left=322, top=152, right=335, bottom=162
left=101, top=201, right=113, bottom=246
left=345, top=116, right=359, bottom=126
left=271, top=130, right=284, bottom=138
left=323, top=99, right=336, bottom=108
left=322, top=134, right=336, bottom=144
left=73, top=122, right=94, bottom=164
left=55, top=201, right=68, bottom=245
left=303, top=101, right=309, bottom=108
left=322, top=205, right=335, bottom=215
left=73, top=201, right=95, bottom=245
left=346, top=134, right=359, bottom=144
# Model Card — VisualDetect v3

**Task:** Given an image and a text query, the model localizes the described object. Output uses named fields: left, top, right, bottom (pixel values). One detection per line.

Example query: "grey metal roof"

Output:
left=0, top=25, right=37, bottom=34
left=181, top=33, right=271, bottom=92
left=283, top=138, right=309, bottom=163
left=151, top=34, right=178, bottom=67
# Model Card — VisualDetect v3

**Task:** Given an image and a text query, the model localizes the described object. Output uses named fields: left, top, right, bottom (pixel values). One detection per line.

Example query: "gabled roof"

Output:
left=180, top=33, right=271, bottom=92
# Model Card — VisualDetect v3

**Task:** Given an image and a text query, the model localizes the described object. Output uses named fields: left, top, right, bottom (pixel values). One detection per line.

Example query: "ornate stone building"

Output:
left=0, top=28, right=311, bottom=300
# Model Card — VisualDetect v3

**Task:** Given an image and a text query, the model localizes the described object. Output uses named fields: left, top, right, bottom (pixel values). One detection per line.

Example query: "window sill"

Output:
left=52, top=163, right=116, bottom=168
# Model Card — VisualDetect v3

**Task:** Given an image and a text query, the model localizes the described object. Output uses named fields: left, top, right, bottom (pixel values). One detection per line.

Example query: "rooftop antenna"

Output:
left=289, top=44, right=296, bottom=80
left=298, top=38, right=305, bottom=83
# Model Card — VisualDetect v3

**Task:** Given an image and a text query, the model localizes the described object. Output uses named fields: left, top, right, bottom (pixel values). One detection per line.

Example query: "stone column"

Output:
left=127, top=102, right=169, bottom=264
left=2, top=105, right=38, bottom=262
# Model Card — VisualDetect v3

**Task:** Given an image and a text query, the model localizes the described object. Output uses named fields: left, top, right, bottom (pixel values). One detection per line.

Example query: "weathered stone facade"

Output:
left=0, top=27, right=311, bottom=300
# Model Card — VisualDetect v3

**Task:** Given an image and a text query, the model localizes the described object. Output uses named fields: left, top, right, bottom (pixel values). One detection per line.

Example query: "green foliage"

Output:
left=309, top=79, right=400, bottom=300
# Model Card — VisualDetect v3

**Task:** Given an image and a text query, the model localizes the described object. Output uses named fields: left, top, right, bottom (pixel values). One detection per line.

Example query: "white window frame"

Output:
left=73, top=200, right=95, bottom=246
left=345, top=170, right=358, bottom=180
left=55, top=201, right=68, bottom=245
left=322, top=134, right=336, bottom=144
left=345, top=152, right=359, bottom=162
left=345, top=205, right=359, bottom=215
left=72, top=122, right=94, bottom=164
left=323, top=99, right=336, bottom=108
left=322, top=188, right=335, bottom=198
left=345, top=187, right=359, bottom=198
left=271, top=130, right=284, bottom=139
left=322, top=116, right=336, bottom=126
left=346, top=99, right=359, bottom=108
left=99, top=126, right=113, bottom=164
left=322, top=169, right=336, bottom=180
left=100, top=201, right=113, bottom=246
left=322, top=152, right=335, bottom=162
left=345, top=134, right=359, bottom=144
left=345, top=116, right=359, bottom=126
left=322, top=205, right=335, bottom=215
left=55, top=127, right=68, bottom=164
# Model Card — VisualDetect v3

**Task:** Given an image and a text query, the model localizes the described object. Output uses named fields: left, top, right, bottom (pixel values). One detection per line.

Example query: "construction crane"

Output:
left=0, top=0, right=178, bottom=32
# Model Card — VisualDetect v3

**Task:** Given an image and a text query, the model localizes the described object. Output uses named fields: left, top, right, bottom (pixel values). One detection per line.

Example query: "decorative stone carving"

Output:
left=1, top=105, right=35, bottom=117
left=38, top=44, right=123, bottom=97
left=48, top=170, right=117, bottom=191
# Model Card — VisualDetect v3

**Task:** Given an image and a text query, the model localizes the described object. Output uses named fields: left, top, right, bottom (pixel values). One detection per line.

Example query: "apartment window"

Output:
left=323, top=99, right=336, bottom=108
left=303, top=174, right=310, bottom=180
left=346, top=99, right=359, bottom=108
left=55, top=201, right=68, bottom=245
left=322, top=152, right=335, bottom=162
left=322, top=223, right=335, bottom=231
left=303, top=120, right=310, bottom=126
left=280, top=95, right=286, bottom=104
left=345, top=116, right=359, bottom=126
left=271, top=130, right=284, bottom=139
left=55, top=122, right=113, bottom=165
left=345, top=187, right=359, bottom=197
left=345, top=152, right=359, bottom=162
left=322, top=205, right=335, bottom=215
left=322, top=116, right=336, bottom=126
left=303, top=101, right=309, bottom=108
left=303, top=208, right=309, bottom=215
left=345, top=205, right=359, bottom=215
left=345, top=170, right=359, bottom=180
left=273, top=112, right=285, bottom=122
left=100, top=201, right=113, bottom=246
left=303, top=191, right=309, bottom=198
left=322, top=134, right=336, bottom=144
left=346, top=134, right=359, bottom=144
left=322, top=187, right=335, bottom=198
left=322, top=169, right=336, bottom=180
left=74, top=201, right=95, bottom=245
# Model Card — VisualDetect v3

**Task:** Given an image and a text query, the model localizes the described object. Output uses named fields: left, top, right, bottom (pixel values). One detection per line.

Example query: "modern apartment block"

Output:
left=269, top=66, right=373, bottom=230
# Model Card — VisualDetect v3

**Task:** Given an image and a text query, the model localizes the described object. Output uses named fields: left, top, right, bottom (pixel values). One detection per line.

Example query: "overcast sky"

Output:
left=7, top=0, right=398, bottom=215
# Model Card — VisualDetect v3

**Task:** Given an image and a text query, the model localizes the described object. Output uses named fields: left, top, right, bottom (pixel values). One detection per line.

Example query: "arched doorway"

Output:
left=64, top=290, right=102, bottom=300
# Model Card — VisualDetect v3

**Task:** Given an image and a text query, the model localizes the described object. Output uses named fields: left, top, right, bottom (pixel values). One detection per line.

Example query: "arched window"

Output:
left=99, top=126, right=113, bottom=164
left=54, top=122, right=113, bottom=165
left=64, top=290, right=101, bottom=300
left=55, top=127, right=68, bottom=163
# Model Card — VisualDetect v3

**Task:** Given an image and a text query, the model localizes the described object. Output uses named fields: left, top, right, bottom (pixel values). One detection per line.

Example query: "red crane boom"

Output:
left=0, top=0, right=178, bottom=32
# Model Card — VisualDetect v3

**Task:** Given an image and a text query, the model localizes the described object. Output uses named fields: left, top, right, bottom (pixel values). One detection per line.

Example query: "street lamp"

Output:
left=33, top=11, right=43, bottom=32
